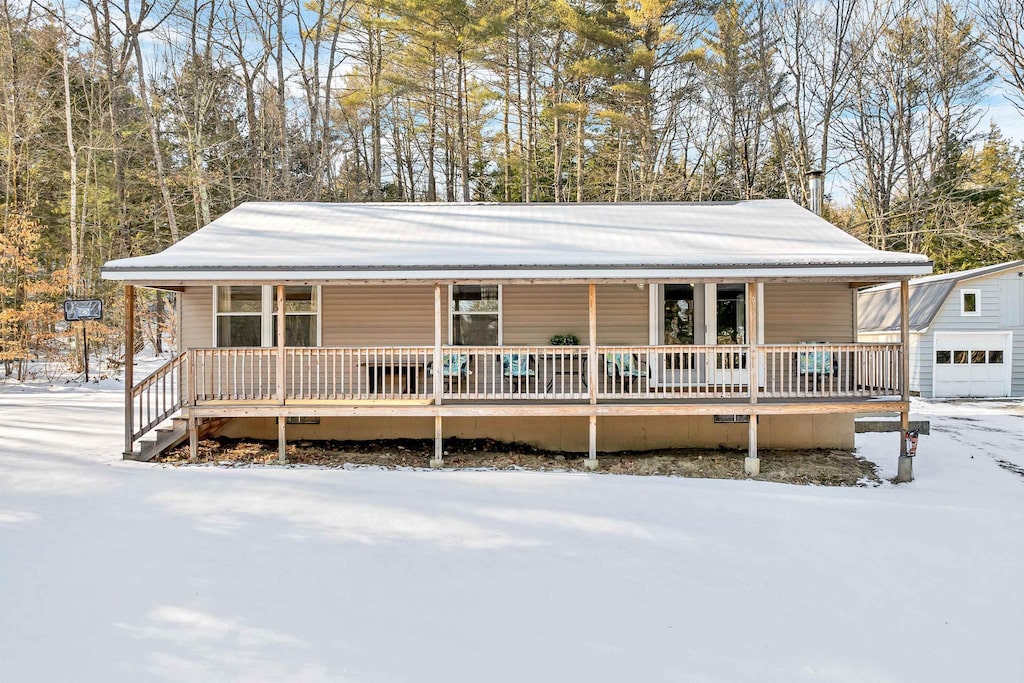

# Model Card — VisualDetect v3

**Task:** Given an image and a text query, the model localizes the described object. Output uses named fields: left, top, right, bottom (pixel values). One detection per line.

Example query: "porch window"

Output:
left=715, top=284, right=747, bottom=344
left=450, top=285, right=501, bottom=345
left=215, top=286, right=264, bottom=347
left=214, top=285, right=320, bottom=347
left=663, top=284, right=695, bottom=345
left=272, top=286, right=319, bottom=346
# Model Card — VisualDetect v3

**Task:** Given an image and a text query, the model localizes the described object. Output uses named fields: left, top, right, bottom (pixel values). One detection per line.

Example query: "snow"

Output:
left=101, top=200, right=931, bottom=283
left=1, top=386, right=1022, bottom=683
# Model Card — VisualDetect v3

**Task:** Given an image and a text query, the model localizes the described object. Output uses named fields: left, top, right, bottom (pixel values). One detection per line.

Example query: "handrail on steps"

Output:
left=128, top=351, right=189, bottom=448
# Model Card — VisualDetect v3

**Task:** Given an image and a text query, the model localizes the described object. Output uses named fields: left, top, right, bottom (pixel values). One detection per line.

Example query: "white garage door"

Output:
left=933, top=331, right=1013, bottom=398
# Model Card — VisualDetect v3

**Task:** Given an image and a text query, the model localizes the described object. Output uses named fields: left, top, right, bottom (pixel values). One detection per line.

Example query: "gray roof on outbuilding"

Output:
left=102, top=199, right=932, bottom=283
left=858, top=260, right=1024, bottom=332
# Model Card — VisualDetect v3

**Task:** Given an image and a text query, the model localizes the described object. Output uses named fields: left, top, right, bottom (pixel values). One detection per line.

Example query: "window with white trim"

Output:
left=960, top=289, right=980, bottom=316
left=450, top=285, right=501, bottom=345
left=215, top=285, right=320, bottom=347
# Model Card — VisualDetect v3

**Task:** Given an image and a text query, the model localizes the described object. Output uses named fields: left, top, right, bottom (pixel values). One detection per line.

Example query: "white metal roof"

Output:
left=101, top=200, right=932, bottom=283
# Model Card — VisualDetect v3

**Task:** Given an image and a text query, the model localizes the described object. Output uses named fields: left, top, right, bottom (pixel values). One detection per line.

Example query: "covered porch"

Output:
left=123, top=279, right=913, bottom=477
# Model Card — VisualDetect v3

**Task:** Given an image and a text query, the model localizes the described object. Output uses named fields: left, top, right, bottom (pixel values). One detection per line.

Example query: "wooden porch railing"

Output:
left=129, top=351, right=187, bottom=441
left=594, top=345, right=750, bottom=399
left=760, top=343, right=902, bottom=398
left=439, top=345, right=589, bottom=400
left=284, top=346, right=433, bottom=401
left=190, top=346, right=435, bottom=402
left=127, top=343, right=903, bottom=444
left=179, top=343, right=901, bottom=403
left=125, top=342, right=903, bottom=453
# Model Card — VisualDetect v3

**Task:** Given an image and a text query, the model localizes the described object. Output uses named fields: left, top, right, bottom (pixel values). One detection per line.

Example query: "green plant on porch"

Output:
left=549, top=333, right=579, bottom=346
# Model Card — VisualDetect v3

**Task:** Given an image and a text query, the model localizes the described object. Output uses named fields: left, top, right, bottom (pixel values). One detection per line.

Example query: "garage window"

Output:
left=936, top=351, right=951, bottom=364
left=960, top=289, right=980, bottom=316
left=970, top=350, right=987, bottom=364
left=953, top=350, right=969, bottom=364
left=988, top=350, right=1004, bottom=364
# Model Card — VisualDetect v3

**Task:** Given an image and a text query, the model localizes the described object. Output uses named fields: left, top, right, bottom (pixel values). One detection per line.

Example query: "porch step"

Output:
left=137, top=417, right=190, bottom=462
left=134, top=416, right=232, bottom=462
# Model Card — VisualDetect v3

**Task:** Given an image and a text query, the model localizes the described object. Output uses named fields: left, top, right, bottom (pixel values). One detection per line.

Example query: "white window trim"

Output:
left=960, top=289, right=981, bottom=316
left=648, top=283, right=764, bottom=345
left=212, top=285, right=322, bottom=347
left=448, top=284, right=503, bottom=346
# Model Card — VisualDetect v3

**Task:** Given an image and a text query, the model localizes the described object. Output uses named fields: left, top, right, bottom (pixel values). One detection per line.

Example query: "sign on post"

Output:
left=63, top=299, right=103, bottom=382
left=64, top=299, right=103, bottom=322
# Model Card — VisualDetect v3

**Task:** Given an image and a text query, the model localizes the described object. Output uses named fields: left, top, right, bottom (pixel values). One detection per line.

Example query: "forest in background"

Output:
left=2, top=0, right=1023, bottom=378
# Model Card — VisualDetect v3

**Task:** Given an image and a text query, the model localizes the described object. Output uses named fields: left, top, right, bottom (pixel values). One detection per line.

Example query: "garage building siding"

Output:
left=923, top=270, right=1023, bottom=398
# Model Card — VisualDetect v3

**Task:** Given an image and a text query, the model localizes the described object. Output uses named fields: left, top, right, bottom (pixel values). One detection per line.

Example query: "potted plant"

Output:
left=549, top=333, right=580, bottom=346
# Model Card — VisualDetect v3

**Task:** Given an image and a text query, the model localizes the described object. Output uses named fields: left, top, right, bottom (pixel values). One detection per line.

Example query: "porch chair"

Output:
left=796, top=347, right=834, bottom=376
left=501, top=352, right=537, bottom=393
left=604, top=352, right=647, bottom=393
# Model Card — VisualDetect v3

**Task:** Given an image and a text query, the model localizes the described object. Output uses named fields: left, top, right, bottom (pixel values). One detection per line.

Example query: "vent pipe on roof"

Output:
left=806, top=170, right=825, bottom=216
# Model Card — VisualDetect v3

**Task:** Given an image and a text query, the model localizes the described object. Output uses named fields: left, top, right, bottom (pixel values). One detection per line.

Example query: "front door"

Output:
left=652, top=283, right=751, bottom=387
left=711, top=284, right=749, bottom=385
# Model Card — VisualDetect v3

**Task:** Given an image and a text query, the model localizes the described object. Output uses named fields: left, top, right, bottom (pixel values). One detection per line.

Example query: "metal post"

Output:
left=897, top=279, right=913, bottom=482
left=81, top=320, right=89, bottom=382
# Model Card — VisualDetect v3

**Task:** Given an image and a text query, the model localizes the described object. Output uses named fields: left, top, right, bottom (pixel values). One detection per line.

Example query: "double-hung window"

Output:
left=450, top=285, right=501, bottom=345
left=214, top=285, right=320, bottom=347
left=215, top=286, right=265, bottom=347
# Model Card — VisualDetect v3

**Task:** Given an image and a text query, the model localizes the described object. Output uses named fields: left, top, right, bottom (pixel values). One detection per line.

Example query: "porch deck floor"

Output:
left=187, top=396, right=906, bottom=418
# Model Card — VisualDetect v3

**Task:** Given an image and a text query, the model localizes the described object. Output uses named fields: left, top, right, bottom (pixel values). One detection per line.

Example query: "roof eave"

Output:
left=101, top=262, right=935, bottom=285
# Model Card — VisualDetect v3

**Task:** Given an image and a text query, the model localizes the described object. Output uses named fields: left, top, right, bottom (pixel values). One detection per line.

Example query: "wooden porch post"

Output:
left=278, top=417, right=287, bottom=464
left=189, top=411, right=198, bottom=463
left=897, top=279, right=913, bottom=482
left=276, top=284, right=286, bottom=405
left=276, top=285, right=287, bottom=463
left=123, top=285, right=135, bottom=458
left=744, top=282, right=760, bottom=476
left=585, top=283, right=599, bottom=470
left=431, top=284, right=444, bottom=467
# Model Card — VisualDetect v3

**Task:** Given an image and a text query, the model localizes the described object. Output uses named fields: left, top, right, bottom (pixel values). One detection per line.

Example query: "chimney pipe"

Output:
left=806, top=170, right=824, bottom=216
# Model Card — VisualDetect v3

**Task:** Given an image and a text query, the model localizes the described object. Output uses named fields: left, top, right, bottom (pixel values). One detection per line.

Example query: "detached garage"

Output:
left=858, top=261, right=1024, bottom=399
left=933, top=331, right=1013, bottom=398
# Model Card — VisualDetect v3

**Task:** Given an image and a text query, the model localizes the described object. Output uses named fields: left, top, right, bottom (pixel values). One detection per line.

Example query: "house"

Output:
left=858, top=260, right=1024, bottom=398
left=101, top=200, right=932, bottom=479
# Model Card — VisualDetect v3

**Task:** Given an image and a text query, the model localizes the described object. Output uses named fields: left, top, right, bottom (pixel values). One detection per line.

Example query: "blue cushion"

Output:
left=798, top=350, right=832, bottom=375
left=429, top=353, right=468, bottom=377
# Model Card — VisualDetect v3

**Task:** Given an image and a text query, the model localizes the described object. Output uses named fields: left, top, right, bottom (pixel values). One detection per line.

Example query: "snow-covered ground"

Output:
left=1, top=379, right=1021, bottom=683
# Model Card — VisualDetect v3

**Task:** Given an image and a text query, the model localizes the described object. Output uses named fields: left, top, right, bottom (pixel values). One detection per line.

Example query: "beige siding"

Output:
left=180, top=286, right=213, bottom=349
left=597, top=284, right=650, bottom=344
left=503, top=285, right=588, bottom=344
left=322, top=285, right=437, bottom=345
left=179, top=282, right=853, bottom=349
left=763, top=282, right=854, bottom=343
left=501, top=283, right=649, bottom=345
left=215, top=413, right=854, bottom=451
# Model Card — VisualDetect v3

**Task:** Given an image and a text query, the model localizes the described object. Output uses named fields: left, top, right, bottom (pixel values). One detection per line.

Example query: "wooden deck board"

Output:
left=190, top=399, right=908, bottom=419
